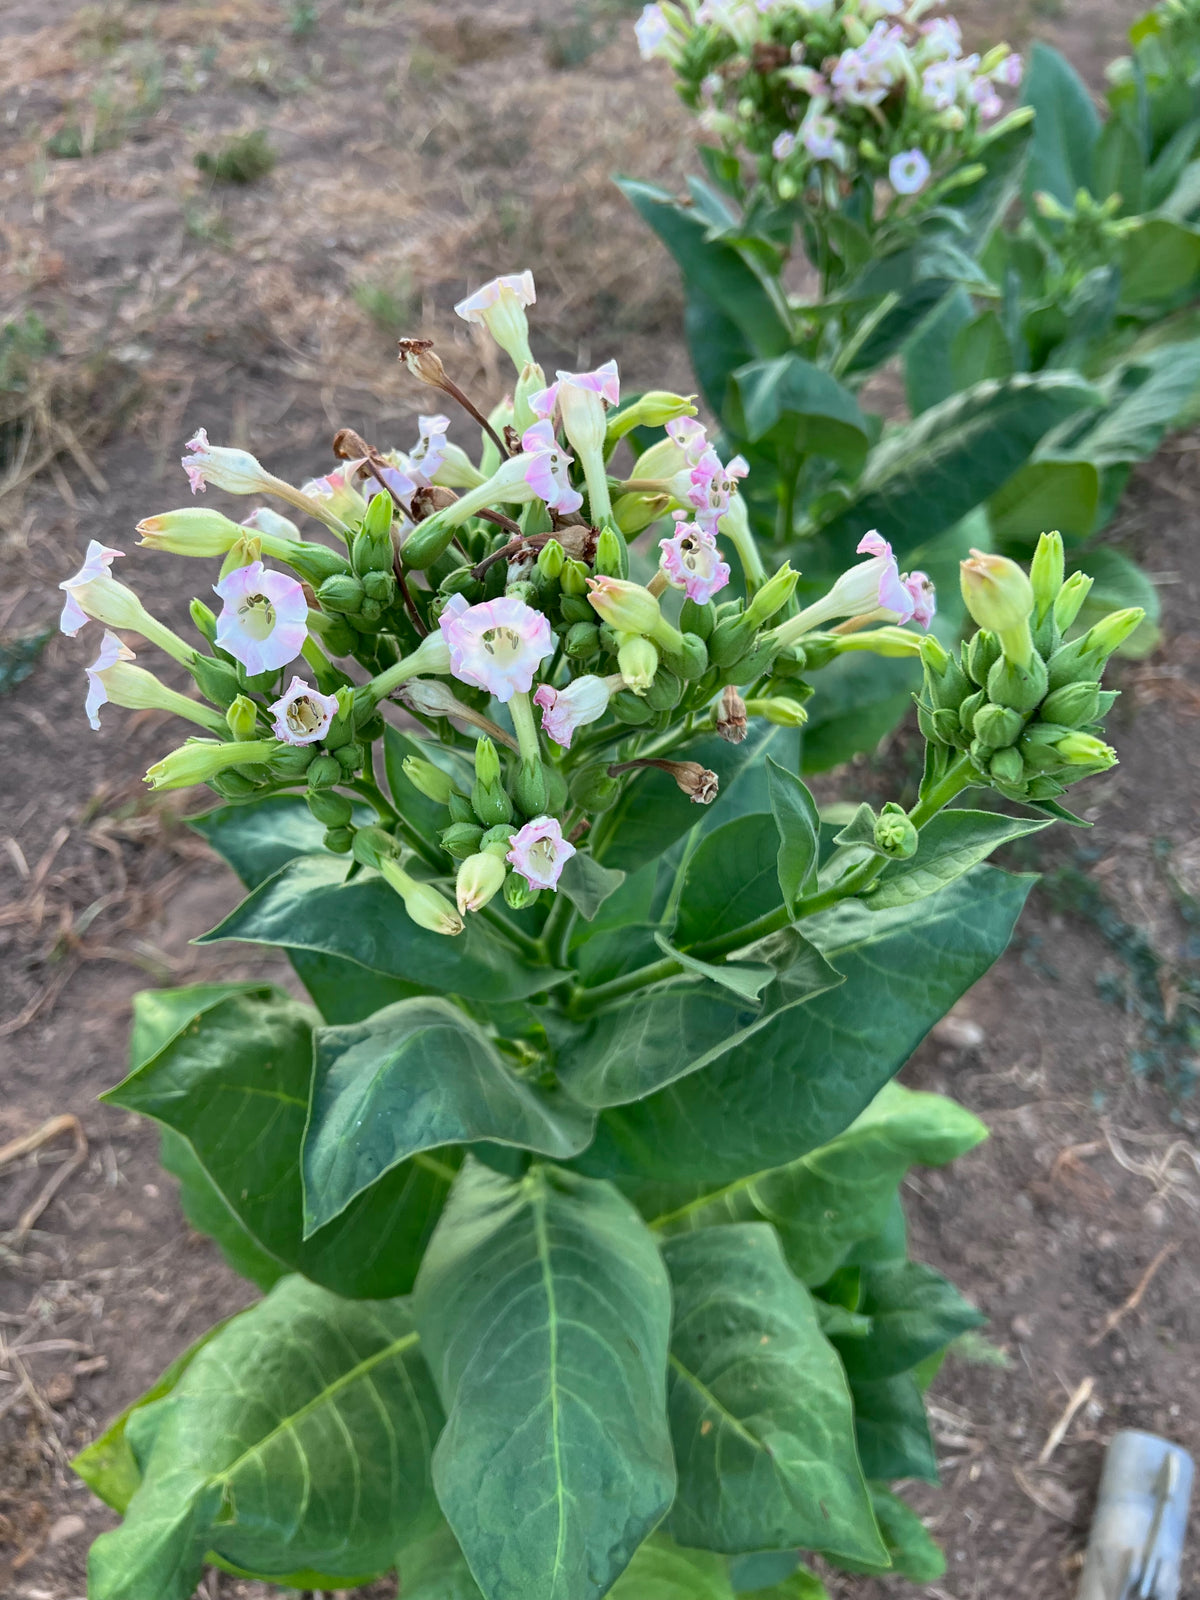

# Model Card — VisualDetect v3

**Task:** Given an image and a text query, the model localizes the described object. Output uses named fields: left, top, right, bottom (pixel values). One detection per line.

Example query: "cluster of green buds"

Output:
left=917, top=532, right=1140, bottom=808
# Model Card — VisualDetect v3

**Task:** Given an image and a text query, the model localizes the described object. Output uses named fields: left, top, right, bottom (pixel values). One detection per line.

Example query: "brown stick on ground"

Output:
left=0, top=1114, right=89, bottom=1242
left=1086, top=1242, right=1178, bottom=1347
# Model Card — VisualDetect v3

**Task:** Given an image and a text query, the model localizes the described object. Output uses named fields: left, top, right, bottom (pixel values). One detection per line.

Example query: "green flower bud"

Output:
left=744, top=563, right=798, bottom=627
left=189, top=598, right=219, bottom=646
left=918, top=633, right=951, bottom=675
left=560, top=595, right=594, bottom=626
left=972, top=703, right=1025, bottom=749
left=588, top=576, right=659, bottom=634
left=660, top=632, right=709, bottom=682
left=456, top=851, right=507, bottom=914
left=618, top=634, right=659, bottom=695
left=644, top=665, right=683, bottom=712
left=404, top=756, right=458, bottom=805
left=960, top=550, right=1035, bottom=667
left=513, top=758, right=549, bottom=816
left=957, top=687, right=986, bottom=733
left=927, top=706, right=962, bottom=745
left=317, top=574, right=367, bottom=615
left=472, top=775, right=514, bottom=827
left=965, top=629, right=1001, bottom=687
left=506, top=579, right=539, bottom=608
left=564, top=621, right=600, bottom=659
left=379, top=858, right=464, bottom=936
left=479, top=823, right=515, bottom=855
left=474, top=736, right=501, bottom=788
left=306, top=753, right=343, bottom=789
left=306, top=789, right=353, bottom=827
left=989, top=746, right=1025, bottom=786
left=362, top=489, right=393, bottom=542
left=1025, top=775, right=1067, bottom=800
left=448, top=792, right=476, bottom=825
left=874, top=803, right=918, bottom=859
left=351, top=825, right=395, bottom=870
left=1053, top=730, right=1118, bottom=769
left=987, top=651, right=1049, bottom=715
left=224, top=694, right=259, bottom=742
left=536, top=539, right=565, bottom=580
left=361, top=569, right=397, bottom=604
left=335, top=742, right=364, bottom=774
left=744, top=696, right=808, bottom=728
left=189, top=653, right=243, bottom=709
left=441, top=822, right=485, bottom=859
left=708, top=611, right=757, bottom=669
left=439, top=565, right=483, bottom=601
left=146, top=737, right=280, bottom=792
left=1077, top=608, right=1146, bottom=667
left=401, top=510, right=457, bottom=571
left=611, top=688, right=656, bottom=724
left=594, top=526, right=626, bottom=579
left=1029, top=530, right=1065, bottom=624
left=270, top=745, right=315, bottom=777
left=680, top=597, right=715, bottom=641
left=613, top=491, right=672, bottom=536
left=561, top=557, right=589, bottom=597
left=604, top=390, right=697, bottom=447
left=570, top=764, right=620, bottom=810
left=323, top=825, right=355, bottom=853
left=1040, top=681, right=1101, bottom=727
left=1052, top=571, right=1093, bottom=634
left=769, top=645, right=808, bottom=679
left=208, top=770, right=260, bottom=798
left=503, top=872, right=540, bottom=911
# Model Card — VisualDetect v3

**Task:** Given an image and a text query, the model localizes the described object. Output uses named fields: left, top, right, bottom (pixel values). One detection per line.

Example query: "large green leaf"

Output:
left=725, top=355, right=870, bottom=466
left=987, top=458, right=1101, bottom=547
left=108, top=987, right=454, bottom=1299
left=303, top=998, right=593, bottom=1233
left=902, top=285, right=974, bottom=415
left=383, top=724, right=472, bottom=847
left=662, top=1226, right=884, bottom=1562
left=618, top=178, right=792, bottom=358
left=863, top=810, right=1053, bottom=909
left=833, top=1261, right=984, bottom=1382
left=197, top=854, right=562, bottom=1002
left=593, top=722, right=779, bottom=874
left=673, top=812, right=785, bottom=947
left=1118, top=217, right=1200, bottom=303
left=653, top=932, right=776, bottom=1001
left=576, top=868, right=1031, bottom=1186
left=1021, top=42, right=1101, bottom=207
left=1056, top=340, right=1200, bottom=465
left=849, top=1372, right=938, bottom=1482
left=655, top=1084, right=986, bottom=1288
left=414, top=1160, right=675, bottom=1600
left=813, top=373, right=1099, bottom=562
left=766, top=757, right=820, bottom=909
left=1067, top=546, right=1162, bottom=657
left=829, top=1485, right=945, bottom=1583
left=86, top=1277, right=442, bottom=1600
left=611, top=1536, right=737, bottom=1600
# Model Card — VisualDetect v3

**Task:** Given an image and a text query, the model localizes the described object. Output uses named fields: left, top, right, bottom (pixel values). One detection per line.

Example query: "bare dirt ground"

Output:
left=1, top=2, right=1197, bottom=1598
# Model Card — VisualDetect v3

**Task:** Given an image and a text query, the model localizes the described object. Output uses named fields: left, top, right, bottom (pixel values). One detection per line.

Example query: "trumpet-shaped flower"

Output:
left=182, top=429, right=276, bottom=497
left=890, top=148, right=932, bottom=195
left=506, top=815, right=576, bottom=892
left=84, top=631, right=225, bottom=733
left=519, top=420, right=584, bottom=513
left=59, top=541, right=194, bottom=663
left=670, top=445, right=749, bottom=534
left=454, top=272, right=536, bottom=369
left=60, top=542, right=125, bottom=635
left=145, top=737, right=280, bottom=791
left=919, top=16, right=962, bottom=60
left=409, top=414, right=451, bottom=483
left=438, top=593, right=554, bottom=703
left=213, top=560, right=309, bottom=674
left=658, top=518, right=731, bottom=604
left=85, top=630, right=135, bottom=728
left=533, top=674, right=618, bottom=748
left=531, top=360, right=620, bottom=457
left=903, top=570, right=937, bottom=630
left=269, top=677, right=341, bottom=745
left=772, top=132, right=797, bottom=161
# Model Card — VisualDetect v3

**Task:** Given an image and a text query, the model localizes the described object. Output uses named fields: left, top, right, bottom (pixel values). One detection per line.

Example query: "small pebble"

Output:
left=932, top=1014, right=985, bottom=1049
left=1011, top=1314, right=1034, bottom=1340
left=48, top=1514, right=86, bottom=1545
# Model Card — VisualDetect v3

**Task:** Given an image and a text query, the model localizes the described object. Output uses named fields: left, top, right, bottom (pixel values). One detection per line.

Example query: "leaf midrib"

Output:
left=532, top=1187, right=568, bottom=1589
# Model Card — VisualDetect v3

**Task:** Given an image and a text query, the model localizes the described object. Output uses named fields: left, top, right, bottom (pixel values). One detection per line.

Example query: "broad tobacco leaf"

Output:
left=662, top=1226, right=884, bottom=1563
left=110, top=986, right=453, bottom=1299
left=414, top=1159, right=675, bottom=1600
left=303, top=997, right=593, bottom=1233
left=85, top=1276, right=443, bottom=1600
left=576, top=867, right=1031, bottom=1186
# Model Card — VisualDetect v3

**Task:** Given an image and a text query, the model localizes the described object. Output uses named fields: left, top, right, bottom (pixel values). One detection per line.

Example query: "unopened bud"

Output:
left=966, top=629, right=1001, bottom=687
left=589, top=576, right=660, bottom=635
left=456, top=852, right=507, bottom=915
left=1029, top=530, right=1065, bottom=623
left=593, top=527, right=627, bottom=580
left=564, top=621, right=600, bottom=659
left=307, top=789, right=353, bottom=828
left=1040, top=681, right=1101, bottom=727
left=971, top=703, right=1024, bottom=749
left=680, top=596, right=715, bottom=641
left=225, top=694, right=258, bottom=742
left=874, top=803, right=918, bottom=859
left=475, top=736, right=501, bottom=789
left=144, top=737, right=279, bottom=792
left=960, top=549, right=1035, bottom=667
left=318, top=574, right=367, bottom=615
left=1078, top=608, right=1146, bottom=667
left=190, top=597, right=219, bottom=646
left=561, top=558, right=590, bottom=597
left=379, top=858, right=464, bottom=936
left=989, top=747, right=1025, bottom=787
left=503, top=871, right=540, bottom=910
left=745, top=563, right=798, bottom=627
left=403, top=756, right=458, bottom=806
left=537, top=539, right=565, bottom=580
left=987, top=651, right=1048, bottom=715
left=570, top=764, right=620, bottom=809
left=618, top=633, right=659, bottom=694
left=715, top=685, right=748, bottom=744
left=306, top=753, right=342, bottom=789
left=441, top=821, right=485, bottom=859
left=217, top=533, right=262, bottom=581
left=1055, top=730, right=1117, bottom=769
left=919, top=634, right=952, bottom=676
left=137, top=507, right=245, bottom=557
left=1052, top=571, right=1093, bottom=634
left=744, top=696, right=808, bottom=728
left=613, top=491, right=672, bottom=536
left=324, top=825, right=355, bottom=853
left=605, top=391, right=697, bottom=447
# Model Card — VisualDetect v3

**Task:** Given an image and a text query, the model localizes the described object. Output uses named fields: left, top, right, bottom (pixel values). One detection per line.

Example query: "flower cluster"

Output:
left=59, top=271, right=1135, bottom=947
left=635, top=0, right=1022, bottom=207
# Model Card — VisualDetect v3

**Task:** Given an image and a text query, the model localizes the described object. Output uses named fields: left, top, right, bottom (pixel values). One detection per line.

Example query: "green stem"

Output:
left=540, top=892, right=578, bottom=971
left=479, top=903, right=544, bottom=961
left=509, top=691, right=542, bottom=767
left=568, top=954, right=681, bottom=1015
left=581, top=446, right=613, bottom=526
left=909, top=753, right=974, bottom=829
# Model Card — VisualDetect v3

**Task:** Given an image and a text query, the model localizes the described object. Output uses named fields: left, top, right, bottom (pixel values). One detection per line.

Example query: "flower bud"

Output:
left=403, top=756, right=459, bottom=805
left=537, top=539, right=565, bottom=580
left=513, top=758, right=549, bottom=817
left=1055, top=730, right=1118, bottom=769
left=570, top=764, right=620, bottom=810
left=190, top=598, right=219, bottom=646
left=189, top=653, right=243, bottom=708
left=680, top=596, right=715, bottom=641
left=1040, top=681, right=1101, bottom=727
left=960, top=550, right=1035, bottom=667
left=919, top=634, right=951, bottom=676
left=614, top=491, right=672, bottom=536
left=593, top=527, right=627, bottom=580
left=307, top=789, right=353, bottom=828
left=441, top=822, right=485, bottom=859
left=474, top=736, right=501, bottom=789
left=306, top=754, right=343, bottom=789
left=137, top=507, right=245, bottom=556
left=270, top=746, right=315, bottom=778
left=611, top=688, right=656, bottom=725
left=972, top=703, right=1024, bottom=750
left=144, top=737, right=279, bottom=791
left=874, top=803, right=918, bottom=859
left=1052, top=571, right=1093, bottom=634
left=456, top=852, right=507, bottom=915
left=564, top=622, right=600, bottom=659
left=379, top=858, right=464, bottom=936
left=335, top=742, right=364, bottom=774
left=744, top=563, right=798, bottom=627
left=744, top=696, right=809, bottom=728
left=225, top=694, right=259, bottom=742
left=503, top=871, right=540, bottom=910
left=361, top=569, right=397, bottom=604
left=644, top=665, right=683, bottom=712
left=660, top=631, right=708, bottom=681
left=324, top=826, right=355, bottom=853
left=987, top=651, right=1049, bottom=715
left=966, top=629, right=1002, bottom=687
left=561, top=558, right=590, bottom=597
left=989, top=747, right=1025, bottom=787
left=399, top=510, right=457, bottom=572
left=318, top=574, right=367, bottom=615
left=605, top=391, right=697, bottom=448
left=708, top=611, right=758, bottom=669
left=617, top=633, right=659, bottom=695
left=472, top=772, right=514, bottom=828
left=352, top=826, right=395, bottom=870
left=1029, top=530, right=1065, bottom=624
left=1077, top=608, right=1146, bottom=667
left=588, top=576, right=660, bottom=635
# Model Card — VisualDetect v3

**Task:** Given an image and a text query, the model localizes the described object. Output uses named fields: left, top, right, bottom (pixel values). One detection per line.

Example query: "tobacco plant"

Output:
left=64, top=274, right=1139, bottom=1600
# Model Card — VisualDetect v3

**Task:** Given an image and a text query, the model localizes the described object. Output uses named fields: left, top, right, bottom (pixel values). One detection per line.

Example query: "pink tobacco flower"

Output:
left=658, top=518, right=731, bottom=604
left=530, top=360, right=621, bottom=421
left=85, top=630, right=135, bottom=730
left=213, top=560, right=309, bottom=674
left=665, top=416, right=711, bottom=465
left=303, top=462, right=371, bottom=520
left=853, top=531, right=914, bottom=619
left=919, top=16, right=962, bottom=59
left=519, top=420, right=584, bottom=513
left=635, top=3, right=671, bottom=58
left=438, top=593, right=554, bottom=703
left=533, top=675, right=616, bottom=749
left=671, top=445, right=749, bottom=534
left=454, top=272, right=537, bottom=367
left=269, top=677, right=341, bottom=745
left=59, top=541, right=124, bottom=636
left=890, top=148, right=932, bottom=195
left=902, top=570, right=937, bottom=630
left=409, top=413, right=451, bottom=483
left=182, top=429, right=274, bottom=497
left=772, top=132, right=797, bottom=160
left=507, top=815, right=576, bottom=892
